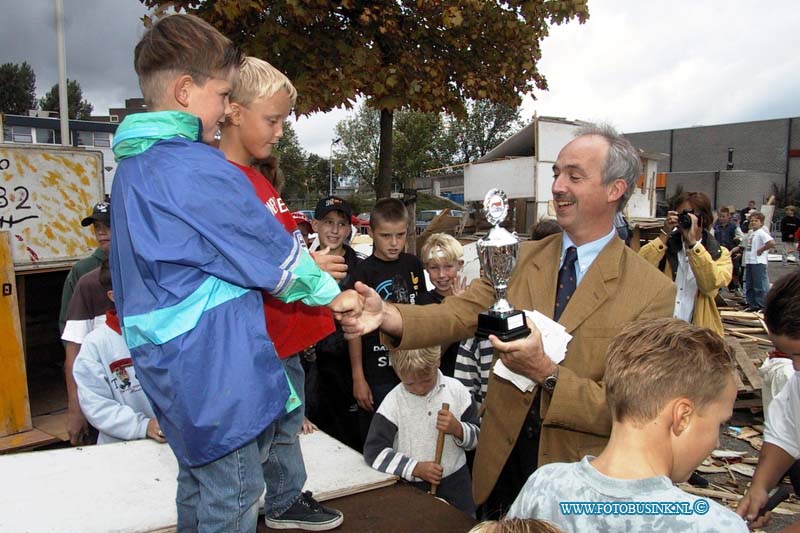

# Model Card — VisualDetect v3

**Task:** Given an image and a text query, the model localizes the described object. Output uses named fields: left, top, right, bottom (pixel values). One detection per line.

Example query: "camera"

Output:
left=678, top=209, right=695, bottom=230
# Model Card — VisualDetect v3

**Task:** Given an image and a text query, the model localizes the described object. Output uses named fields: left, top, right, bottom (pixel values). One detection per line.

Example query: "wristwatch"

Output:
left=543, top=366, right=559, bottom=393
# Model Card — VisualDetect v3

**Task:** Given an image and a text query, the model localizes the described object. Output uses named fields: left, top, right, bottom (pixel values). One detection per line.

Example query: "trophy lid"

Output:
left=484, top=189, right=508, bottom=227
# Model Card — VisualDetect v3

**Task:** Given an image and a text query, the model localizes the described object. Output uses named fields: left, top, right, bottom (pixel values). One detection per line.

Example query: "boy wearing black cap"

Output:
left=59, top=200, right=113, bottom=445
left=58, top=201, right=111, bottom=334
left=312, top=195, right=366, bottom=448
left=313, top=196, right=362, bottom=288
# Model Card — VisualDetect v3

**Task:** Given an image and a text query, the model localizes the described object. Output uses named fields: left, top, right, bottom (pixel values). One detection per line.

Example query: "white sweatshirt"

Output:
left=72, top=320, right=155, bottom=444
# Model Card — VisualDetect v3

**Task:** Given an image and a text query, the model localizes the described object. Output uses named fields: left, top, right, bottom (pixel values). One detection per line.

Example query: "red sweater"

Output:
left=232, top=161, right=335, bottom=358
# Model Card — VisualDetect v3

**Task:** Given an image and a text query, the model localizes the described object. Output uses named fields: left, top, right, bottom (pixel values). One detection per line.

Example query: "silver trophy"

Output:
left=475, top=189, right=531, bottom=341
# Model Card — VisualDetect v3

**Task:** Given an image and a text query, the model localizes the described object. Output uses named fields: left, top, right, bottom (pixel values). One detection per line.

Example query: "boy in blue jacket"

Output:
left=109, top=14, right=358, bottom=532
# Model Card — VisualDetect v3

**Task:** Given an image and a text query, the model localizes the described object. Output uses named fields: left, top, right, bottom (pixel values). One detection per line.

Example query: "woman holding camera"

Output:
left=639, top=191, right=733, bottom=336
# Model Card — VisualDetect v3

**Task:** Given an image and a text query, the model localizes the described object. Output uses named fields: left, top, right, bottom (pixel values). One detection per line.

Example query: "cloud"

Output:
left=0, top=0, right=149, bottom=117
left=522, top=0, right=800, bottom=133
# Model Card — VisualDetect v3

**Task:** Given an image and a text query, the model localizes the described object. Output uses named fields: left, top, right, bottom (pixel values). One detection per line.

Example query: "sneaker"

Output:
left=265, top=491, right=344, bottom=531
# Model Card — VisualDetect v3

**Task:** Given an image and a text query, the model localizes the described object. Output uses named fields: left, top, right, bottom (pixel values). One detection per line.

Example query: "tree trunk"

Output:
left=376, top=108, right=394, bottom=199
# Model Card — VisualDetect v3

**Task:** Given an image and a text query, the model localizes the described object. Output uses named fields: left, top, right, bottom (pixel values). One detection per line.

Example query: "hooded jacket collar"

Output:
left=112, top=111, right=201, bottom=162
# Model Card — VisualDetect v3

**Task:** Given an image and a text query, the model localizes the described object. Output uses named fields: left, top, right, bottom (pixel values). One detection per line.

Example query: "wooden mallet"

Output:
left=430, top=402, right=450, bottom=496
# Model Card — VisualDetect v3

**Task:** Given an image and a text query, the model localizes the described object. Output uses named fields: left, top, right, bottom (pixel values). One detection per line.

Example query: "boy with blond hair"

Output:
left=110, top=14, right=357, bottom=532
left=419, top=232, right=466, bottom=376
left=507, top=318, right=747, bottom=532
left=218, top=56, right=343, bottom=530
left=363, top=346, right=480, bottom=515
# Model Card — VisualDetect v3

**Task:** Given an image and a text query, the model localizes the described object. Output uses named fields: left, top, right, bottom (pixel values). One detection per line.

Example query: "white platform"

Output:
left=0, top=431, right=395, bottom=533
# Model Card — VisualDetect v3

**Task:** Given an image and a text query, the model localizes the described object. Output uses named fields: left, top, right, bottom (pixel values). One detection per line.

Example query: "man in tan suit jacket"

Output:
left=341, top=124, right=675, bottom=516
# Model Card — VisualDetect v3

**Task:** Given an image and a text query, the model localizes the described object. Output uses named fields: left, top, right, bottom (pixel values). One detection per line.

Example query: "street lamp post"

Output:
left=329, top=136, right=341, bottom=196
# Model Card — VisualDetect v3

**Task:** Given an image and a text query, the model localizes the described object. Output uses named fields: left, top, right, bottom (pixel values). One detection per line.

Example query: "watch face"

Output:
left=544, top=375, right=557, bottom=392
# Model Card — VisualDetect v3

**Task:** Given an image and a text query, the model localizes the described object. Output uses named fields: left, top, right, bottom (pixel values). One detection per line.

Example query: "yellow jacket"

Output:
left=639, top=235, right=732, bottom=336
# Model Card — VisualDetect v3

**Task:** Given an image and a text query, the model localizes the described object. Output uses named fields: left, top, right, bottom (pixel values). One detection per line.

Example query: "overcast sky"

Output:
left=2, top=0, right=798, bottom=156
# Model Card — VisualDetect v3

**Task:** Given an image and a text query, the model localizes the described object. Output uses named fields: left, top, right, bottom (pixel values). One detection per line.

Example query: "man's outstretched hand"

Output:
left=328, top=288, right=362, bottom=318
left=338, top=282, right=385, bottom=339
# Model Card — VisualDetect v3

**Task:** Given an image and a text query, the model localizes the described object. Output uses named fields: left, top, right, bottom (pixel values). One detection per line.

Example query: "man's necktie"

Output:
left=554, top=246, right=578, bottom=322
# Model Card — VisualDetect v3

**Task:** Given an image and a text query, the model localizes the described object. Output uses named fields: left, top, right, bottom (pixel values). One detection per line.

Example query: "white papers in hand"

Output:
left=490, top=309, right=572, bottom=392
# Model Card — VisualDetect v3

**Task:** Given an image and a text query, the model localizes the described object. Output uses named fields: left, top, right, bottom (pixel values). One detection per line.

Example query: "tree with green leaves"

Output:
left=39, top=79, right=93, bottom=119
left=0, top=62, right=37, bottom=115
left=335, top=103, right=457, bottom=192
left=450, top=100, right=524, bottom=163
left=273, top=121, right=308, bottom=198
left=140, top=0, right=588, bottom=198
left=335, top=105, right=381, bottom=192
left=392, top=110, right=456, bottom=187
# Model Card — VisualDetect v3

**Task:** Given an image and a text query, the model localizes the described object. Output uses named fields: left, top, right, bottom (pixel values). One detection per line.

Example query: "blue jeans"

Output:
left=745, top=263, right=769, bottom=309
left=176, top=432, right=270, bottom=533
left=262, top=355, right=307, bottom=518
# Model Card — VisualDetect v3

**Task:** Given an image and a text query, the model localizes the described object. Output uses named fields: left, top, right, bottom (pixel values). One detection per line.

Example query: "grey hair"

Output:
left=574, top=123, right=641, bottom=210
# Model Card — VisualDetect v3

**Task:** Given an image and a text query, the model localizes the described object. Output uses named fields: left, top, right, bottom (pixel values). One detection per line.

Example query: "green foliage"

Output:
left=335, top=105, right=381, bottom=192
left=0, top=62, right=37, bottom=115
left=273, top=121, right=307, bottom=197
left=393, top=111, right=457, bottom=187
left=771, top=182, right=800, bottom=208
left=342, top=191, right=460, bottom=219
left=335, top=103, right=457, bottom=192
left=334, top=100, right=522, bottom=194
left=141, top=0, right=589, bottom=199
left=39, top=79, right=94, bottom=119
left=450, top=100, right=524, bottom=163
left=273, top=122, right=342, bottom=206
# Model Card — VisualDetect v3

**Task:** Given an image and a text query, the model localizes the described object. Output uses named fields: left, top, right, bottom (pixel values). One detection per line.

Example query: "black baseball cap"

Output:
left=81, top=201, right=111, bottom=227
left=314, top=196, right=352, bottom=220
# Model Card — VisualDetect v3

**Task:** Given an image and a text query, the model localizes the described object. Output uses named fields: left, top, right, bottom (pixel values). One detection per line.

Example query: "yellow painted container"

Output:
left=0, top=232, right=30, bottom=437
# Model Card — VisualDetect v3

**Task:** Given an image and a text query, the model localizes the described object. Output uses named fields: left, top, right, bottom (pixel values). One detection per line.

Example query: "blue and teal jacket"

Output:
left=109, top=112, right=339, bottom=466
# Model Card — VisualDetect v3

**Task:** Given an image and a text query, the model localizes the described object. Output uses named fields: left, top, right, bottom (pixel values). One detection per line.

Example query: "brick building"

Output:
left=627, top=117, right=800, bottom=209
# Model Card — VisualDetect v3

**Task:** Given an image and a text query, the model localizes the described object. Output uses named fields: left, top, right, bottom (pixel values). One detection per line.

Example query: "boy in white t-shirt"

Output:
left=507, top=318, right=747, bottom=532
left=741, top=212, right=774, bottom=311
left=738, top=271, right=800, bottom=528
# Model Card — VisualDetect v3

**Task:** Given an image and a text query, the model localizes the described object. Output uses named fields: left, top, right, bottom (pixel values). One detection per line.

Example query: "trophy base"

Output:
left=475, top=309, right=531, bottom=342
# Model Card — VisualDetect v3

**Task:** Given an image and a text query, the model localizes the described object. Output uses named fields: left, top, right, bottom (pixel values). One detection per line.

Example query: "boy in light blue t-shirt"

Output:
left=508, top=318, right=747, bottom=532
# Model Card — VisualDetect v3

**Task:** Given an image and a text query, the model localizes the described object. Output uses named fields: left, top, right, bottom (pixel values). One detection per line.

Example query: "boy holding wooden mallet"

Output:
left=363, top=346, right=480, bottom=516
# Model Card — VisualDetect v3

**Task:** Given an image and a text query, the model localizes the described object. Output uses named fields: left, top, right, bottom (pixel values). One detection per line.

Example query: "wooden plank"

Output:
left=728, top=330, right=773, bottom=346
left=721, top=310, right=763, bottom=319
left=734, top=398, right=763, bottom=410
left=729, top=338, right=763, bottom=390
left=0, top=430, right=396, bottom=533
left=32, top=411, right=69, bottom=441
left=725, top=327, right=764, bottom=333
left=0, top=428, right=57, bottom=454
left=734, top=371, right=748, bottom=392
left=0, top=232, right=31, bottom=437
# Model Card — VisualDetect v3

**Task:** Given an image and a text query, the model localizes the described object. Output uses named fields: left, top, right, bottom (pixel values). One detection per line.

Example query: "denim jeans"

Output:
left=261, top=355, right=307, bottom=518
left=745, top=263, right=769, bottom=309
left=176, top=434, right=267, bottom=533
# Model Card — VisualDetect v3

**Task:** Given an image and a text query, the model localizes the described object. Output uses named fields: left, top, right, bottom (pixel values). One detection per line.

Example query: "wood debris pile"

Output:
left=682, top=426, right=800, bottom=521
left=720, top=308, right=772, bottom=404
